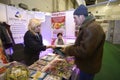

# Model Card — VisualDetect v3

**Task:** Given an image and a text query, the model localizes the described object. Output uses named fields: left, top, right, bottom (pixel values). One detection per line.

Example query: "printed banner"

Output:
left=51, top=12, right=66, bottom=38
left=7, top=6, right=28, bottom=44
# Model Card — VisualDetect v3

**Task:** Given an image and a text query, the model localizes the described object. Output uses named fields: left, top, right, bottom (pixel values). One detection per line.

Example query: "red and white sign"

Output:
left=51, top=12, right=66, bottom=38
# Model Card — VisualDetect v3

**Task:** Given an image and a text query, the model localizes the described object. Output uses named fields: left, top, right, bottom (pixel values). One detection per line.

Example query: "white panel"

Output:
left=0, top=3, right=7, bottom=22
left=65, top=10, right=75, bottom=38
left=41, top=15, right=52, bottom=45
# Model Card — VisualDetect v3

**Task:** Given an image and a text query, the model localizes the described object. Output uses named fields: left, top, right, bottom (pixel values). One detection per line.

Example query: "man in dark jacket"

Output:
left=63, top=4, right=105, bottom=80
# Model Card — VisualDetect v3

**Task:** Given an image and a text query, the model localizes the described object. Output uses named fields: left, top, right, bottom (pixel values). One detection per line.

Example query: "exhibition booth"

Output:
left=0, top=3, right=77, bottom=80
left=1, top=1, right=120, bottom=80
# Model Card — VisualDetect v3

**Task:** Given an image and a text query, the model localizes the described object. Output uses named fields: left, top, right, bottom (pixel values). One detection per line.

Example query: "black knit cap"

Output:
left=73, top=4, right=88, bottom=17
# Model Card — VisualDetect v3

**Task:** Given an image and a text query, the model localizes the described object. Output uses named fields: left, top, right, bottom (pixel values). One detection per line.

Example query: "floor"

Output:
left=94, top=41, right=120, bottom=80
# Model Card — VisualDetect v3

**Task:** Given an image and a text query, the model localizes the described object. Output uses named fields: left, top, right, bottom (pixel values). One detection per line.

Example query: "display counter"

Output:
left=29, top=54, right=74, bottom=80
left=0, top=53, right=75, bottom=80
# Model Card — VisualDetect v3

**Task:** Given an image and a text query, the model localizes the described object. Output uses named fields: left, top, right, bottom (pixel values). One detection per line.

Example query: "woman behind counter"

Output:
left=54, top=33, right=65, bottom=45
left=24, top=19, right=54, bottom=66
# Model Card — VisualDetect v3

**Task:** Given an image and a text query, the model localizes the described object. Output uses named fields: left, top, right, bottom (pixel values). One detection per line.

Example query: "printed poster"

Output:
left=51, top=12, right=66, bottom=38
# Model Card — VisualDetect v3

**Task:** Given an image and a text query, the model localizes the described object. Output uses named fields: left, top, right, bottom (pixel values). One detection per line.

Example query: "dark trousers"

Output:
left=24, top=53, right=39, bottom=66
left=70, top=68, right=95, bottom=80
left=79, top=70, right=95, bottom=80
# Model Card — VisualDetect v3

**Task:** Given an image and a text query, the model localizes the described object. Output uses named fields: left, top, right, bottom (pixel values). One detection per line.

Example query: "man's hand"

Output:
left=61, top=47, right=65, bottom=53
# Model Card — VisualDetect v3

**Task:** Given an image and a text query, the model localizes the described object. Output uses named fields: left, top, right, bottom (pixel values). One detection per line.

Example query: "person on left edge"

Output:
left=24, top=18, right=54, bottom=66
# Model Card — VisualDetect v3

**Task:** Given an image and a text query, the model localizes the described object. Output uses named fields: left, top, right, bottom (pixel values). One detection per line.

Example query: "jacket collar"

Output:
left=80, top=15, right=95, bottom=29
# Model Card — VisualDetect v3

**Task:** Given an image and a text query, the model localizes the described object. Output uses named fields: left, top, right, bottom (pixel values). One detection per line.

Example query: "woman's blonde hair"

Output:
left=28, top=18, right=41, bottom=34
